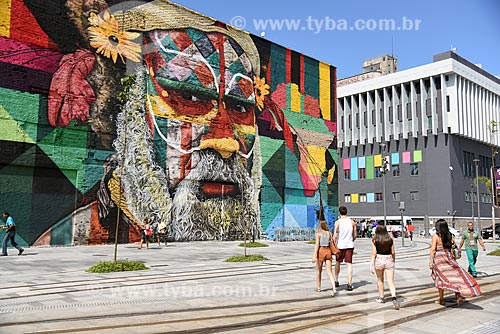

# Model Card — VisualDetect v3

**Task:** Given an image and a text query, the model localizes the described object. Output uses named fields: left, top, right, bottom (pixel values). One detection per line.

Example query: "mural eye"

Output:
left=180, top=91, right=202, bottom=102
left=225, top=99, right=251, bottom=114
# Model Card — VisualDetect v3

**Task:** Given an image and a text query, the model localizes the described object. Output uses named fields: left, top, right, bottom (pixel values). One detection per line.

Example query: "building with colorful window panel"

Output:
left=338, top=51, right=500, bottom=229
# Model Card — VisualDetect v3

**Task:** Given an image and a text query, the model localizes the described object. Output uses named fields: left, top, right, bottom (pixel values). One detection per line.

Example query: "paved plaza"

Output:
left=0, top=237, right=499, bottom=333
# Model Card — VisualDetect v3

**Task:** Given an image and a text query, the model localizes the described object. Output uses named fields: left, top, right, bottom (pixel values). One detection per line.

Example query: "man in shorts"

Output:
left=333, top=206, right=357, bottom=291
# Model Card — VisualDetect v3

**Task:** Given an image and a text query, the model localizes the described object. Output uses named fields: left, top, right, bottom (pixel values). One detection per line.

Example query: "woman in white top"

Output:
left=312, top=220, right=336, bottom=296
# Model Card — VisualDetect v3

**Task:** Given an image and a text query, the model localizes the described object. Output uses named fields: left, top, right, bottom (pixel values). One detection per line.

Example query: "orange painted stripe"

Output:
left=285, top=48, right=291, bottom=83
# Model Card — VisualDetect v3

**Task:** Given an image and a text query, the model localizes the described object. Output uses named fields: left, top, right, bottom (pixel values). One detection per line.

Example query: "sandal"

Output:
left=457, top=296, right=464, bottom=306
left=434, top=300, right=445, bottom=305
left=331, top=289, right=336, bottom=297
left=315, top=288, right=322, bottom=292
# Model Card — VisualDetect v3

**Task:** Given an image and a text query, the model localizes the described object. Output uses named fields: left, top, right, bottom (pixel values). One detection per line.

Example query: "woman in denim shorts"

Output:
left=370, top=225, right=399, bottom=309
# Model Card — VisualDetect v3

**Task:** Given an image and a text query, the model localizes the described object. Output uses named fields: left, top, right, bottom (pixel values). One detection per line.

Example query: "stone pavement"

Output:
left=0, top=237, right=499, bottom=333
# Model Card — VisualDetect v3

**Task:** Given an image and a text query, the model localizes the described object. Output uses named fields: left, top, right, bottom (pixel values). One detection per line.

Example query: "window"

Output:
left=465, top=192, right=470, bottom=202
left=344, top=169, right=351, bottom=180
left=463, top=151, right=475, bottom=177
left=392, top=164, right=400, bottom=177
left=375, top=193, right=383, bottom=202
left=410, top=163, right=419, bottom=176
left=392, top=192, right=400, bottom=201
left=344, top=194, right=351, bottom=203
left=359, top=193, right=367, bottom=203
left=375, top=167, right=383, bottom=178
left=359, top=168, right=366, bottom=179
left=410, top=191, right=419, bottom=201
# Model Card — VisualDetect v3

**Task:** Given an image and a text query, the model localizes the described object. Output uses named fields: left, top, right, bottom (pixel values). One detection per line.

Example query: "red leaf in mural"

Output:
left=48, top=49, right=96, bottom=126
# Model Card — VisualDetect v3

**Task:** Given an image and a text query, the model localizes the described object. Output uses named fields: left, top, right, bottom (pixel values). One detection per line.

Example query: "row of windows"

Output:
left=464, top=192, right=493, bottom=204
left=463, top=151, right=493, bottom=178
left=344, top=163, right=419, bottom=180
left=344, top=191, right=419, bottom=203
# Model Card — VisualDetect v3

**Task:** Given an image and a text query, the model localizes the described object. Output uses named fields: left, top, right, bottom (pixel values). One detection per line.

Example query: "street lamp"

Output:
left=471, top=183, right=475, bottom=222
left=473, top=159, right=481, bottom=231
left=380, top=143, right=389, bottom=226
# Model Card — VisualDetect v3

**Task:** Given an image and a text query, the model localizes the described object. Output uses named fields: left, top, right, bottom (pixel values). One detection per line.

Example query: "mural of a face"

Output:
left=142, top=28, right=260, bottom=240
left=15, top=0, right=337, bottom=246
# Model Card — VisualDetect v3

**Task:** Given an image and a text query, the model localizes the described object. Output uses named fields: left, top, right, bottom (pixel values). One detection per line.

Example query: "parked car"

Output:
left=481, top=224, right=500, bottom=239
left=427, top=227, right=462, bottom=238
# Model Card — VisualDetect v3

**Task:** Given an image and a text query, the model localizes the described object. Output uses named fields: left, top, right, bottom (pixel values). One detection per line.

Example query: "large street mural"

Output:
left=0, top=0, right=338, bottom=245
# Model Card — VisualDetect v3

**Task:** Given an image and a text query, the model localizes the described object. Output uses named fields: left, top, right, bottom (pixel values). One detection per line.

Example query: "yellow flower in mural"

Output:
left=87, top=11, right=141, bottom=63
left=254, top=76, right=270, bottom=111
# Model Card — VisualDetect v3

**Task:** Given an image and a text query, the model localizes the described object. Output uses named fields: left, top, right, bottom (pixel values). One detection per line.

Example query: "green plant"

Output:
left=305, top=241, right=316, bottom=244
left=86, top=260, right=149, bottom=273
left=487, top=249, right=500, bottom=256
left=224, top=254, right=269, bottom=262
left=238, top=242, right=269, bottom=247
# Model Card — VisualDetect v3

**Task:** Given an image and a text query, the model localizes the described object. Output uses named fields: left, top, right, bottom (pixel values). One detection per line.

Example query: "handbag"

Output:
left=451, top=243, right=461, bottom=259
left=329, top=234, right=340, bottom=256
left=145, top=229, right=153, bottom=237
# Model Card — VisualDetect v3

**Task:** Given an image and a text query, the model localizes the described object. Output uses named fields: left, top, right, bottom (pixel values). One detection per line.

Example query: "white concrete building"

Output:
left=337, top=51, right=500, bottom=232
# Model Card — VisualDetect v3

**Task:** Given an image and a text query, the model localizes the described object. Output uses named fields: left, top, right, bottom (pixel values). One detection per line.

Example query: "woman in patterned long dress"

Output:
left=429, top=219, right=480, bottom=306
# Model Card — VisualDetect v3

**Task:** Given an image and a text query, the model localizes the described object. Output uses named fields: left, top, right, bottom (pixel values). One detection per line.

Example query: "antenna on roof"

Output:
left=391, top=37, right=394, bottom=58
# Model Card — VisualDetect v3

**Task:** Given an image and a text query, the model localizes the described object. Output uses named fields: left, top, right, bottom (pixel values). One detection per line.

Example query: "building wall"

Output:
left=0, top=0, right=337, bottom=245
left=338, top=53, right=500, bottom=227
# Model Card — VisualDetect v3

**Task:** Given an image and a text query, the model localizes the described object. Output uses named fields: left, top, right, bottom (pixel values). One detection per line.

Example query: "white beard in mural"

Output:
left=114, top=68, right=262, bottom=242
left=171, top=150, right=257, bottom=241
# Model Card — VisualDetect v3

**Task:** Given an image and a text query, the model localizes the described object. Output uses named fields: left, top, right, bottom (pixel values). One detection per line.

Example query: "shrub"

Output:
left=238, top=242, right=269, bottom=247
left=224, top=254, right=269, bottom=262
left=487, top=249, right=500, bottom=256
left=86, top=260, right=149, bottom=273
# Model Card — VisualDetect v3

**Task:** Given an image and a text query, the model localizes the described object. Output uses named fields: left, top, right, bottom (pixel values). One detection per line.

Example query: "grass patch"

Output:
left=224, top=254, right=269, bottom=262
left=86, top=260, right=149, bottom=273
left=238, top=242, right=269, bottom=247
left=487, top=249, right=500, bottom=256
left=305, top=241, right=316, bottom=244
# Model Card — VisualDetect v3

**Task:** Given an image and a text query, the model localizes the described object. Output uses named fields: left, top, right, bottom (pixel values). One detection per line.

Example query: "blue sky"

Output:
left=172, top=0, right=500, bottom=79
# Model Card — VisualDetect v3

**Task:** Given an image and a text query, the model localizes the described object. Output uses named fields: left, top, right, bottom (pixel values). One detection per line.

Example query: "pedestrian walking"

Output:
left=311, top=220, right=336, bottom=296
left=370, top=225, right=399, bottom=309
left=429, top=219, right=480, bottom=306
left=458, top=222, right=486, bottom=278
left=407, top=222, right=415, bottom=244
left=1, top=212, right=24, bottom=256
left=139, top=219, right=151, bottom=249
left=151, top=220, right=161, bottom=247
left=333, top=206, right=357, bottom=291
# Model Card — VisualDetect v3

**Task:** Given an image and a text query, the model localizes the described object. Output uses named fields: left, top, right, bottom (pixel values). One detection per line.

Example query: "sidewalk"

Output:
left=0, top=238, right=499, bottom=333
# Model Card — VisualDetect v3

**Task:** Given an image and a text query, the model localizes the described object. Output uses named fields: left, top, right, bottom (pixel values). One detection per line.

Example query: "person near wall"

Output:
left=429, top=219, right=480, bottom=306
left=458, top=222, right=486, bottom=278
left=1, top=212, right=24, bottom=256
left=333, top=206, right=357, bottom=291
left=371, top=225, right=399, bottom=309
left=139, top=219, right=151, bottom=250
left=312, top=220, right=336, bottom=296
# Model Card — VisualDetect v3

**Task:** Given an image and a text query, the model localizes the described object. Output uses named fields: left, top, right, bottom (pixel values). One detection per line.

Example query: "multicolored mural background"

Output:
left=0, top=0, right=338, bottom=246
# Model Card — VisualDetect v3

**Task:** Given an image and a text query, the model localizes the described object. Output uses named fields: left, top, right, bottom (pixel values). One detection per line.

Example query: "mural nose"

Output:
left=199, top=103, right=239, bottom=159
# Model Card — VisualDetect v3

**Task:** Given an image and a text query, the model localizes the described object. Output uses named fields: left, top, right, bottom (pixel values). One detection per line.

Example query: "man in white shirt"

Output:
left=333, top=206, right=357, bottom=291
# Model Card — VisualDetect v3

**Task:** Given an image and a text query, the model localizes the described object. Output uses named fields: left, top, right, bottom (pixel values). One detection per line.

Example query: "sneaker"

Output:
left=18, top=249, right=24, bottom=256
left=375, top=297, right=385, bottom=303
left=472, top=274, right=477, bottom=278
left=0, top=254, right=7, bottom=256
left=392, top=298, right=400, bottom=310
left=334, top=281, right=339, bottom=287
left=347, top=284, right=353, bottom=291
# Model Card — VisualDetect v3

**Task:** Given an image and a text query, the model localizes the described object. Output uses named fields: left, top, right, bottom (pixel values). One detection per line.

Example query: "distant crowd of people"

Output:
left=312, top=206, right=486, bottom=310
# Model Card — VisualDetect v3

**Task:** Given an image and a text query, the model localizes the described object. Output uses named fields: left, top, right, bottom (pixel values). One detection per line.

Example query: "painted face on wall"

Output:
left=142, top=28, right=260, bottom=240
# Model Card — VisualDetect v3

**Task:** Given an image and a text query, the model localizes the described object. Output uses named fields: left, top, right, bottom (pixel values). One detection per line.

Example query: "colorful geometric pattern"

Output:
left=0, top=0, right=338, bottom=245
